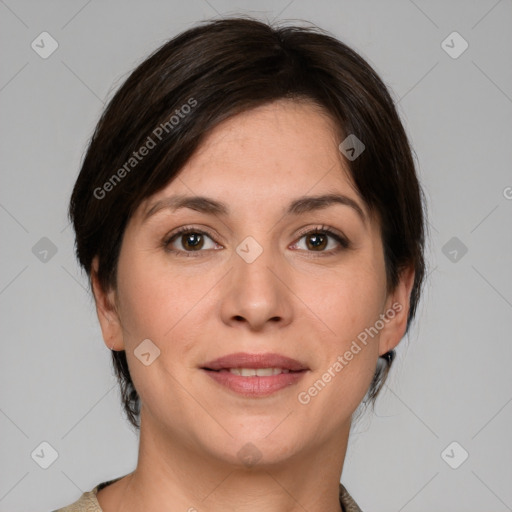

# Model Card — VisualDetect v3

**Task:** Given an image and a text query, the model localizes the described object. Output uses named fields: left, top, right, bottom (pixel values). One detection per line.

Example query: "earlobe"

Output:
left=378, top=265, right=416, bottom=356
left=90, top=256, right=125, bottom=351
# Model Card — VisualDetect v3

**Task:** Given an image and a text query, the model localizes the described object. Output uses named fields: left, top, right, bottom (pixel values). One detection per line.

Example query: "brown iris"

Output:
left=182, top=233, right=204, bottom=251
left=305, top=232, right=328, bottom=251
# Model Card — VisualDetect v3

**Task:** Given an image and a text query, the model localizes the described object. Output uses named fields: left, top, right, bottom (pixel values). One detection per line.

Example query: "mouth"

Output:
left=201, top=353, right=309, bottom=397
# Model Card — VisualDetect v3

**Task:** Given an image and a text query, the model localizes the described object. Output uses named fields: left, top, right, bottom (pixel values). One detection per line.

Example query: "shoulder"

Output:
left=50, top=476, right=123, bottom=512
left=50, top=488, right=101, bottom=512
left=339, top=482, right=363, bottom=512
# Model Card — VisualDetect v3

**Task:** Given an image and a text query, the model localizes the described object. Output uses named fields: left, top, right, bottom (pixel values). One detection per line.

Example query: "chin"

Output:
left=208, top=426, right=306, bottom=467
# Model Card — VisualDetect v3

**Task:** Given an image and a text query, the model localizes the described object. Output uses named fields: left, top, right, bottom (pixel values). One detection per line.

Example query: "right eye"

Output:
left=163, top=227, right=222, bottom=256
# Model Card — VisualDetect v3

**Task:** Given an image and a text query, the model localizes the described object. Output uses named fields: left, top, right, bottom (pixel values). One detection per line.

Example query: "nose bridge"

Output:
left=235, top=236, right=279, bottom=288
left=220, top=233, right=292, bottom=329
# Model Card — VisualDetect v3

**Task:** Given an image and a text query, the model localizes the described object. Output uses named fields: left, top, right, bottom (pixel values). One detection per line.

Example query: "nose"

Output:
left=219, top=238, right=294, bottom=331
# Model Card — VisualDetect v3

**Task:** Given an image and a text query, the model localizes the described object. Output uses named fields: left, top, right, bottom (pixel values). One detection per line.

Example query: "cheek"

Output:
left=297, top=285, right=382, bottom=422
left=113, top=249, right=211, bottom=407
left=115, top=246, right=217, bottom=353
left=299, top=254, right=386, bottom=342
left=294, top=254, right=386, bottom=405
left=115, top=244, right=172, bottom=332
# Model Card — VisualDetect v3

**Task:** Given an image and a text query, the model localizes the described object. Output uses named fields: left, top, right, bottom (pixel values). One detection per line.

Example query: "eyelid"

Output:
left=294, top=224, right=347, bottom=241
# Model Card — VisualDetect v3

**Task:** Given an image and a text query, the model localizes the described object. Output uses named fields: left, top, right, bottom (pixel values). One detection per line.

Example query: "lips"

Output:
left=201, top=352, right=309, bottom=372
left=201, top=353, right=309, bottom=397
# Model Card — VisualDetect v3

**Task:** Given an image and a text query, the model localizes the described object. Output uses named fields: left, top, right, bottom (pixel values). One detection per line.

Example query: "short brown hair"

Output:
left=69, top=17, right=427, bottom=429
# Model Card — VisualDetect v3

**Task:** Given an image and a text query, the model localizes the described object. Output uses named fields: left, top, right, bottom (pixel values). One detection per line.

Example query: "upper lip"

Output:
left=202, top=352, right=309, bottom=371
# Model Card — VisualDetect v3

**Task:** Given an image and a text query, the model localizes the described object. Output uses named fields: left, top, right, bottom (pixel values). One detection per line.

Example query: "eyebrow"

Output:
left=143, top=193, right=367, bottom=224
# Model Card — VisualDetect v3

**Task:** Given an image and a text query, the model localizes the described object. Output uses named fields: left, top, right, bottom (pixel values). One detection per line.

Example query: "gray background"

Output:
left=1, top=1, right=511, bottom=511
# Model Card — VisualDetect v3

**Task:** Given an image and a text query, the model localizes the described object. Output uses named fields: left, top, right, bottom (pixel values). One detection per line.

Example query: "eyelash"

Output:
left=163, top=224, right=350, bottom=258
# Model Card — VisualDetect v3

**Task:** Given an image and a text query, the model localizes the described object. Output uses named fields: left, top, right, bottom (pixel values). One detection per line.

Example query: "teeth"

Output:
left=229, top=368, right=291, bottom=377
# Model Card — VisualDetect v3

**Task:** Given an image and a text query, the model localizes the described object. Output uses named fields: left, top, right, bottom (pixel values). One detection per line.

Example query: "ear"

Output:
left=90, top=256, right=125, bottom=351
left=378, top=265, right=416, bottom=356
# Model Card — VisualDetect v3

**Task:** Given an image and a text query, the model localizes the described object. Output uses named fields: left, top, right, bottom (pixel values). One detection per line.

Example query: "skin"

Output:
left=91, top=98, right=415, bottom=512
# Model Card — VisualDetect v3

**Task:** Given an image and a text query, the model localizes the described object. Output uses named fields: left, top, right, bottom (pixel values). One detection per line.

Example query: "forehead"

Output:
left=138, top=98, right=363, bottom=220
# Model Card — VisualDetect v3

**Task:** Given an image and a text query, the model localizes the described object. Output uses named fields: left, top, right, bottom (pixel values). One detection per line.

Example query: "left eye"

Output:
left=292, top=229, right=348, bottom=252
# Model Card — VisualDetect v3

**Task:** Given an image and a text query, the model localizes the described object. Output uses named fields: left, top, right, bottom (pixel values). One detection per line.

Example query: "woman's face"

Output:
left=94, top=98, right=412, bottom=466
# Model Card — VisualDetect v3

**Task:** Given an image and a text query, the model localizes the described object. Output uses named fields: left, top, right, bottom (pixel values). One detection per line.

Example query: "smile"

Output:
left=202, top=367, right=307, bottom=397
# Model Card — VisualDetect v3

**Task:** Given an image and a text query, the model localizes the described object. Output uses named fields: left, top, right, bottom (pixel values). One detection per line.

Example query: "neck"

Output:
left=98, top=408, right=350, bottom=512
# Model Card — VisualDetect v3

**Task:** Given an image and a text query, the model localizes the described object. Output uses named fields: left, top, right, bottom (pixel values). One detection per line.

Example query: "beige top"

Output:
left=52, top=476, right=363, bottom=512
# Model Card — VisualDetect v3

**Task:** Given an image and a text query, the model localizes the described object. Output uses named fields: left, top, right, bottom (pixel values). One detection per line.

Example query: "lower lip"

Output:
left=202, top=369, right=307, bottom=397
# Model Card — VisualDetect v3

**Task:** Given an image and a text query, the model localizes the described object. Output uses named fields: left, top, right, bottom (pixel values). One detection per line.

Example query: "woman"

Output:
left=54, top=16, right=426, bottom=512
